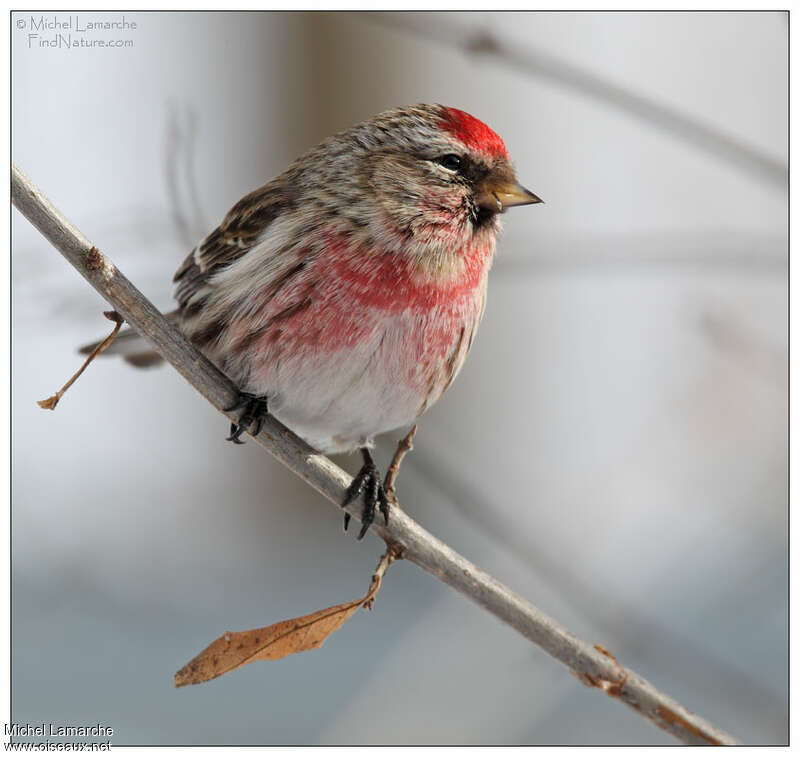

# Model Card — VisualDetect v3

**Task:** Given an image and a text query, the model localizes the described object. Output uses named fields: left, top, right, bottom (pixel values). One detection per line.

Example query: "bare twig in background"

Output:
left=11, top=163, right=739, bottom=746
left=165, top=103, right=207, bottom=248
left=182, top=108, right=207, bottom=238
left=371, top=12, right=787, bottom=188
left=37, top=308, right=124, bottom=410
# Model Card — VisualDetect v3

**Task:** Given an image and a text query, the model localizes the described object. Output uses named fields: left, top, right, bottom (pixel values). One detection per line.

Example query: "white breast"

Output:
left=249, top=304, right=478, bottom=454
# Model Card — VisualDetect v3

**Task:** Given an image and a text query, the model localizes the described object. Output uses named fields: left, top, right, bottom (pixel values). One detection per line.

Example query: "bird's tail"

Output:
left=78, top=309, right=181, bottom=369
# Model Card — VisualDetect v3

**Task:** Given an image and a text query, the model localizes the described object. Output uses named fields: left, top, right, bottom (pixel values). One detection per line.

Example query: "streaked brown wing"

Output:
left=172, top=180, right=294, bottom=310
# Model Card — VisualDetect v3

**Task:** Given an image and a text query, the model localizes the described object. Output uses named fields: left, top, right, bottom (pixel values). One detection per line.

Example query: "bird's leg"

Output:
left=341, top=448, right=390, bottom=540
left=224, top=392, right=269, bottom=445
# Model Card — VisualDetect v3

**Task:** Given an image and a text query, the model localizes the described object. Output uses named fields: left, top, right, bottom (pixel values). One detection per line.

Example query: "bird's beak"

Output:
left=476, top=180, right=543, bottom=213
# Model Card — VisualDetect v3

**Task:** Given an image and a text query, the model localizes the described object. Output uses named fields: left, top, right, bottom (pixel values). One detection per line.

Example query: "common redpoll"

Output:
left=97, top=104, right=541, bottom=538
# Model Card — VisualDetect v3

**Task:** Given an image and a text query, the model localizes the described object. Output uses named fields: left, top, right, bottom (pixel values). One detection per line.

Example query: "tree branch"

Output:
left=11, top=163, right=739, bottom=746
left=368, top=12, right=786, bottom=189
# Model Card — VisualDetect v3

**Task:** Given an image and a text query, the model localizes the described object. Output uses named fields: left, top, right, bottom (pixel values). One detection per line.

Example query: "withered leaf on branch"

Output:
left=175, top=565, right=385, bottom=687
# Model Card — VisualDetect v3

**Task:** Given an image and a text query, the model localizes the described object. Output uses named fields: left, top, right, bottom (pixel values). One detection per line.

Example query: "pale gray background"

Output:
left=11, top=11, right=787, bottom=745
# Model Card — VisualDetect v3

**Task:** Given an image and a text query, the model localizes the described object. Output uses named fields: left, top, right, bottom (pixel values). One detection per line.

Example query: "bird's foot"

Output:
left=342, top=448, right=390, bottom=540
left=225, top=392, right=269, bottom=445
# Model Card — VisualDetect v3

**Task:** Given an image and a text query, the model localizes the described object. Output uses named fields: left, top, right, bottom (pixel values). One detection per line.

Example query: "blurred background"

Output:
left=11, top=11, right=787, bottom=746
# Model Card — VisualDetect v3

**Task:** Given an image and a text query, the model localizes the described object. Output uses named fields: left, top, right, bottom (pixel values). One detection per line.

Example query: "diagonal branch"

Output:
left=369, top=12, right=787, bottom=189
left=11, top=163, right=739, bottom=746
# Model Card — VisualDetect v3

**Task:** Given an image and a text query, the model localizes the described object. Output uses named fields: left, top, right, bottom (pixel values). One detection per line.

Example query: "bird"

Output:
left=89, top=104, right=542, bottom=539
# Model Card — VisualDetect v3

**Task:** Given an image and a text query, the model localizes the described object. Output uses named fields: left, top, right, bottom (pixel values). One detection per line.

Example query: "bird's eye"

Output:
left=436, top=154, right=462, bottom=171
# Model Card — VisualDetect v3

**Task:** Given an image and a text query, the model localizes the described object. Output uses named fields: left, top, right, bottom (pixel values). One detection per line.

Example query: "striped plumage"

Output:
left=170, top=104, right=539, bottom=454
left=87, top=104, right=540, bottom=537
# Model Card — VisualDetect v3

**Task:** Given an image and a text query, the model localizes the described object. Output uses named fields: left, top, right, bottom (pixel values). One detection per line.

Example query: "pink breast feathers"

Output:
left=228, top=235, right=489, bottom=399
left=321, top=236, right=492, bottom=314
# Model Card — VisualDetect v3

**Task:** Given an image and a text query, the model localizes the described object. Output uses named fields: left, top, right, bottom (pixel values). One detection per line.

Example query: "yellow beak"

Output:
left=476, top=181, right=543, bottom=213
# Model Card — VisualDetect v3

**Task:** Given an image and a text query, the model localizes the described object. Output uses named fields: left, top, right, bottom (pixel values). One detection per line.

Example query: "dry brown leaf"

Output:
left=175, top=562, right=386, bottom=687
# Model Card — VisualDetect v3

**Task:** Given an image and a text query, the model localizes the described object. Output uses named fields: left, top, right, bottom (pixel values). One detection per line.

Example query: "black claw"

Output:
left=226, top=421, right=246, bottom=445
left=252, top=415, right=265, bottom=437
left=341, top=448, right=391, bottom=540
left=226, top=392, right=269, bottom=445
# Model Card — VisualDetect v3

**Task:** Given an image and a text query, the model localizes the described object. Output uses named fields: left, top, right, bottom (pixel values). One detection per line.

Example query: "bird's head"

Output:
left=295, top=104, right=541, bottom=274
left=365, top=104, right=538, bottom=234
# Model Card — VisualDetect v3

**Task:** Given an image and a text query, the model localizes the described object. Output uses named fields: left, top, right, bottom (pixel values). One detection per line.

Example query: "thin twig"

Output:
left=164, top=104, right=196, bottom=250
left=11, top=163, right=739, bottom=746
left=37, top=308, right=124, bottom=410
left=408, top=440, right=787, bottom=720
left=165, top=104, right=207, bottom=248
left=364, top=546, right=402, bottom=611
left=383, top=424, right=418, bottom=504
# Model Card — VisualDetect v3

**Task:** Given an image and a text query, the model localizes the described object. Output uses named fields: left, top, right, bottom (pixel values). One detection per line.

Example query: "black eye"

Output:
left=436, top=154, right=462, bottom=171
